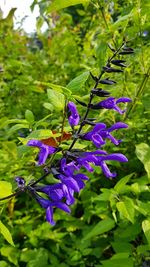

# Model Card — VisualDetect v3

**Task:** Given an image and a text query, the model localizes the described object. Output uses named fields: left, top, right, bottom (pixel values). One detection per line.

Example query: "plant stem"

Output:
left=68, top=42, right=125, bottom=152
left=125, top=66, right=150, bottom=118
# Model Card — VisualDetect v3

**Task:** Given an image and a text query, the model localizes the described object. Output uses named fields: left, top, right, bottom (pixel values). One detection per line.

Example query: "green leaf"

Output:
left=96, top=41, right=107, bottom=69
left=0, top=181, right=12, bottom=199
left=7, top=123, right=29, bottom=136
left=135, top=143, right=150, bottom=180
left=25, top=110, right=35, bottom=123
left=142, top=219, right=150, bottom=244
left=0, top=247, right=18, bottom=265
left=47, top=0, right=89, bottom=12
left=101, top=257, right=134, bottom=267
left=0, top=221, right=14, bottom=246
left=47, top=89, right=65, bottom=111
left=27, top=129, right=59, bottom=140
left=67, top=71, right=89, bottom=92
left=43, top=102, right=54, bottom=111
left=82, top=218, right=115, bottom=241
left=114, top=174, right=134, bottom=193
left=116, top=197, right=135, bottom=223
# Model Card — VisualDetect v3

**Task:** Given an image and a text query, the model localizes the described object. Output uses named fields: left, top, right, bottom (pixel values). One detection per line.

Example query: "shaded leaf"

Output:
left=82, top=218, right=115, bottom=241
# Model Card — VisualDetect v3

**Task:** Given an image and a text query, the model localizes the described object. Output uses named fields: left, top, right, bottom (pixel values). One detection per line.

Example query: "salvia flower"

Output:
left=77, top=152, right=128, bottom=178
left=82, top=122, right=128, bottom=147
left=93, top=97, right=131, bottom=114
left=67, top=101, right=80, bottom=127
left=21, top=43, right=133, bottom=226
left=27, top=140, right=56, bottom=165
left=34, top=192, right=71, bottom=225
left=36, top=183, right=75, bottom=206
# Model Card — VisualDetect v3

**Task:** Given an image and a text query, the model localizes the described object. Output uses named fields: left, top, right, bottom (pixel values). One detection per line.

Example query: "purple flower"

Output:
left=77, top=152, right=128, bottom=178
left=27, top=140, right=56, bottom=165
left=60, top=158, right=79, bottom=176
left=98, top=97, right=131, bottom=114
left=36, top=183, right=75, bottom=206
left=67, top=101, right=80, bottom=127
left=83, top=122, right=128, bottom=147
left=36, top=194, right=71, bottom=226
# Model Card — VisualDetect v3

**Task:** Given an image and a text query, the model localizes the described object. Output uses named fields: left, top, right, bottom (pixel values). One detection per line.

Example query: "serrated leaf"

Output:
left=47, top=89, right=65, bottom=111
left=67, top=71, right=89, bottom=92
left=25, top=110, right=34, bottom=123
left=82, top=218, right=115, bottom=241
left=47, top=0, right=89, bottom=12
left=0, top=221, right=14, bottom=246
left=142, top=219, right=150, bottom=244
left=116, top=197, right=135, bottom=223
left=135, top=143, right=150, bottom=180
left=0, top=181, right=12, bottom=199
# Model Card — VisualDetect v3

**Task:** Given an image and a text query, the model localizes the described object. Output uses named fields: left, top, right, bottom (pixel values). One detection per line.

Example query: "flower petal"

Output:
left=38, top=147, right=49, bottom=165
left=67, top=101, right=80, bottom=126
left=100, top=161, right=116, bottom=178
left=105, top=153, right=128, bottom=162
left=62, top=184, right=75, bottom=205
left=55, top=202, right=71, bottom=213
left=46, top=206, right=55, bottom=225
left=116, top=97, right=131, bottom=104
left=92, top=133, right=105, bottom=147
left=27, top=139, right=43, bottom=148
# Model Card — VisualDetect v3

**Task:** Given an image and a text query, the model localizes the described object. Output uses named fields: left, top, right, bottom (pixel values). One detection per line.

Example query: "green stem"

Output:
left=125, top=66, right=150, bottom=119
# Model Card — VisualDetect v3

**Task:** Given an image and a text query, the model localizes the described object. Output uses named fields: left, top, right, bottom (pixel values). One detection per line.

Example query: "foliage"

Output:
left=0, top=0, right=150, bottom=266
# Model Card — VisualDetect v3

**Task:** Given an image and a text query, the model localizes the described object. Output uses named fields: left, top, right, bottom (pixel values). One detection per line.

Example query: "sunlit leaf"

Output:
left=47, top=0, right=89, bottom=13
left=0, top=181, right=12, bottom=199
left=0, top=221, right=14, bottom=246
left=67, top=71, right=89, bottom=92
left=136, top=143, right=150, bottom=180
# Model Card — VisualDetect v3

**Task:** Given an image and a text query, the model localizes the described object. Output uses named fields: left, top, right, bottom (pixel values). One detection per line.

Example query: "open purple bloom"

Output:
left=83, top=122, right=128, bottom=147
left=27, top=140, right=56, bottom=165
left=77, top=152, right=128, bottom=178
left=35, top=194, right=71, bottom=225
left=36, top=182, right=75, bottom=206
left=67, top=101, right=80, bottom=127
left=98, top=97, right=131, bottom=114
left=60, top=158, right=79, bottom=176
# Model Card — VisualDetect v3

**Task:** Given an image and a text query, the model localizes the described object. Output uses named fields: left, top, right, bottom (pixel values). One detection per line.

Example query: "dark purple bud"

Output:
left=75, top=99, right=87, bottom=107
left=108, top=43, right=115, bottom=52
left=119, top=51, right=134, bottom=55
left=82, top=119, right=96, bottom=126
left=15, top=176, right=25, bottom=188
left=99, top=78, right=116, bottom=85
left=103, top=66, right=123, bottom=73
left=91, top=89, right=110, bottom=97
left=90, top=72, right=99, bottom=82
left=111, top=60, right=126, bottom=67
left=123, top=47, right=134, bottom=52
